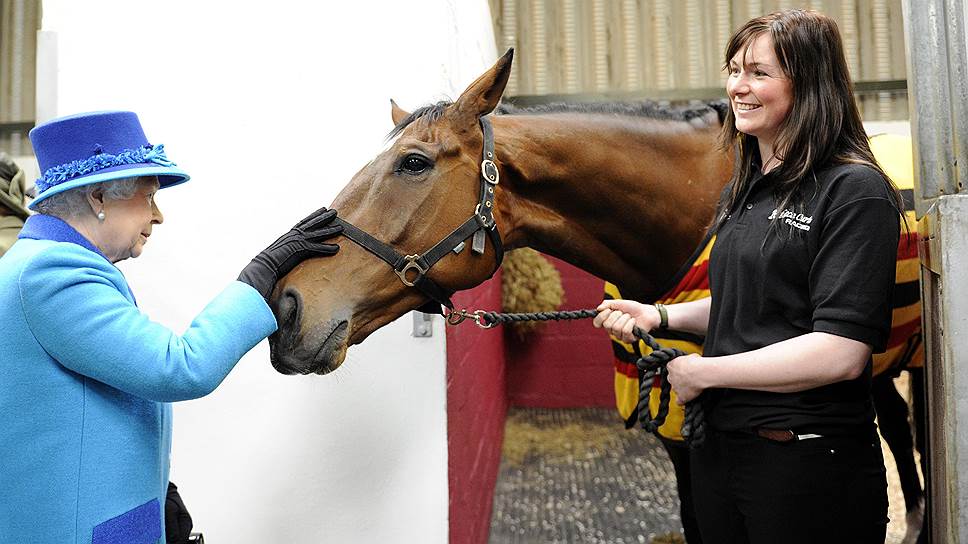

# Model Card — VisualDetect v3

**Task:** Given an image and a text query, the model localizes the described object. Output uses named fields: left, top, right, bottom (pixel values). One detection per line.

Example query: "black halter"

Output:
left=332, top=116, right=504, bottom=315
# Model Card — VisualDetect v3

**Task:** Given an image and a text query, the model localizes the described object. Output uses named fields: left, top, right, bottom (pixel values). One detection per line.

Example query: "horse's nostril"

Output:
left=276, top=288, right=303, bottom=333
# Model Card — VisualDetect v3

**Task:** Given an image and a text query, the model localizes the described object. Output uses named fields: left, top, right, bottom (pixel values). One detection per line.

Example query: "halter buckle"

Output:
left=481, top=159, right=500, bottom=185
left=396, top=254, right=427, bottom=287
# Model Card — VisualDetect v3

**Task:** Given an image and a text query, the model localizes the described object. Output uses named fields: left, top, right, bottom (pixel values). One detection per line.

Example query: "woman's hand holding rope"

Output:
left=457, top=303, right=706, bottom=446
left=593, top=299, right=662, bottom=343
left=666, top=353, right=705, bottom=404
left=595, top=299, right=706, bottom=404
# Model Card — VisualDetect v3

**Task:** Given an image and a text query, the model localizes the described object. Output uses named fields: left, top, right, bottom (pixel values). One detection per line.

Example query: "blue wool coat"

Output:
left=0, top=215, right=277, bottom=543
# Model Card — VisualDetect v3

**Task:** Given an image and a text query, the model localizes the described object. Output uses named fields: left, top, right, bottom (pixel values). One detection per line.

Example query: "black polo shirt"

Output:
left=704, top=162, right=900, bottom=435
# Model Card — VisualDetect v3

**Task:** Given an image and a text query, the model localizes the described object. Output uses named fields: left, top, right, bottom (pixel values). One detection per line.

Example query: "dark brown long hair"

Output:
left=715, top=9, right=904, bottom=234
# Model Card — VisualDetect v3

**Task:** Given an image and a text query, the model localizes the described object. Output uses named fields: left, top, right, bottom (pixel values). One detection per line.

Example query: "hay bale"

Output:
left=501, top=248, right=565, bottom=338
left=500, top=408, right=626, bottom=467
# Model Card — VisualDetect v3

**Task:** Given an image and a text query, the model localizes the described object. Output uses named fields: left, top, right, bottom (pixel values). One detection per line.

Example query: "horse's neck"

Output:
left=493, top=112, right=732, bottom=301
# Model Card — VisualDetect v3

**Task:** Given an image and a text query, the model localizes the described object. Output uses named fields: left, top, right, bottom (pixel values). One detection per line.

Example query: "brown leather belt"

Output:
left=755, top=428, right=797, bottom=442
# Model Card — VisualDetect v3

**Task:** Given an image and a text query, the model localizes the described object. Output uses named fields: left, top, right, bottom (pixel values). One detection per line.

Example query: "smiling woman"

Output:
left=595, top=9, right=906, bottom=544
left=725, top=33, right=793, bottom=170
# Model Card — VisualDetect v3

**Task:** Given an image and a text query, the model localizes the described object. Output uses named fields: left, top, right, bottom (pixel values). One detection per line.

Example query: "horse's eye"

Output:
left=399, top=154, right=433, bottom=175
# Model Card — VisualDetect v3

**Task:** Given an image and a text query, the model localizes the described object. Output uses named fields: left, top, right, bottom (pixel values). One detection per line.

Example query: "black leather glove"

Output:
left=165, top=482, right=193, bottom=544
left=238, top=207, right=342, bottom=300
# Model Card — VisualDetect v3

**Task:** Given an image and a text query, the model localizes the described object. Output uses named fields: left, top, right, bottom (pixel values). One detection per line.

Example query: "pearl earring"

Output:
left=97, top=210, right=106, bottom=222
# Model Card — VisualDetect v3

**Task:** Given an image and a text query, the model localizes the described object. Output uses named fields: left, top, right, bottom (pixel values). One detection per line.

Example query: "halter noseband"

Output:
left=331, top=116, right=504, bottom=314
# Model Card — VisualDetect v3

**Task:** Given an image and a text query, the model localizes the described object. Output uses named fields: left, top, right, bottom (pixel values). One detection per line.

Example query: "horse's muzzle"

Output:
left=269, top=288, right=349, bottom=375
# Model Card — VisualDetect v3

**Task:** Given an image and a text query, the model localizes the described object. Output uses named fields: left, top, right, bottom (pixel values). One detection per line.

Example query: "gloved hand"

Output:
left=238, top=207, right=342, bottom=300
left=165, top=482, right=193, bottom=544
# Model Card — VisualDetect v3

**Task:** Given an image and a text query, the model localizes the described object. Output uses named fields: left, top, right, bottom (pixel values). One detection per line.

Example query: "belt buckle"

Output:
left=755, top=428, right=796, bottom=442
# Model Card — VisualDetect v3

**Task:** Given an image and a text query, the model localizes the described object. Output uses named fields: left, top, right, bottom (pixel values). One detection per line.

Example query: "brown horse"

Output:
left=268, top=50, right=924, bottom=540
left=267, top=50, right=731, bottom=374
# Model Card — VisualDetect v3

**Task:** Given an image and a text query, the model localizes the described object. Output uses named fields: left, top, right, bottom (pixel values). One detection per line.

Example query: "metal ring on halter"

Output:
left=395, top=255, right=427, bottom=287
left=444, top=308, right=468, bottom=326
left=481, top=159, right=500, bottom=184
left=474, top=203, right=494, bottom=228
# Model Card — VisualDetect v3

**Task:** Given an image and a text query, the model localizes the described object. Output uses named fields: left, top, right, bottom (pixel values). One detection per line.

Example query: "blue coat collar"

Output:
left=18, top=214, right=138, bottom=305
left=19, top=214, right=110, bottom=262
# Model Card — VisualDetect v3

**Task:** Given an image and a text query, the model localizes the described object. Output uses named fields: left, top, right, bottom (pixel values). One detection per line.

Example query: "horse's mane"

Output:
left=498, top=99, right=728, bottom=125
left=388, top=98, right=728, bottom=139
left=387, top=102, right=451, bottom=140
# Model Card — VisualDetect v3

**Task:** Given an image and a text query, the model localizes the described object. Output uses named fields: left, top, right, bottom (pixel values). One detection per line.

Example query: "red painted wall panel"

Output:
left=446, top=271, right=507, bottom=544
left=506, top=256, right=615, bottom=408
left=446, top=257, right=619, bottom=543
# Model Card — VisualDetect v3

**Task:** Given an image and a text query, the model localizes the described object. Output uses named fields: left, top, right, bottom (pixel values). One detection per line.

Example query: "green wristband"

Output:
left=655, top=303, right=669, bottom=330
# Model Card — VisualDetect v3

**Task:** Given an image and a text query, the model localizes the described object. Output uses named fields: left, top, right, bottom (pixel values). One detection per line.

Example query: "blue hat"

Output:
left=28, top=110, right=190, bottom=210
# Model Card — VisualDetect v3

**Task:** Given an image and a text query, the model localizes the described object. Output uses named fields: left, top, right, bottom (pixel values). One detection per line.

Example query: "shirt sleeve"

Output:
left=19, top=244, right=278, bottom=401
left=809, top=175, right=900, bottom=352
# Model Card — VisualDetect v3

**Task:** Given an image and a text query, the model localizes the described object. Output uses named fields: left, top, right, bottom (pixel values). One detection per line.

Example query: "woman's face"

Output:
left=99, top=177, right=163, bottom=262
left=726, top=33, right=794, bottom=148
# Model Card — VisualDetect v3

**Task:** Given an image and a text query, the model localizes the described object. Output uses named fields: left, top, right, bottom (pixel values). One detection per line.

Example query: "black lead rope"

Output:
left=446, top=308, right=706, bottom=448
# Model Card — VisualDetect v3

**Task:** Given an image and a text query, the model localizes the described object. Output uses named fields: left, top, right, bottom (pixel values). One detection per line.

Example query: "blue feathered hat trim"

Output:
left=37, top=143, right=176, bottom=193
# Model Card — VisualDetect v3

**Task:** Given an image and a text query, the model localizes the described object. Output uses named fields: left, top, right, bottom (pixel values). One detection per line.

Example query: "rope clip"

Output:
left=443, top=308, right=496, bottom=329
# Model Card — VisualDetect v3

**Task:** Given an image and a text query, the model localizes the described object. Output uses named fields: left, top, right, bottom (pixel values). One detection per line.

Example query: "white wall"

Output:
left=38, top=2, right=497, bottom=542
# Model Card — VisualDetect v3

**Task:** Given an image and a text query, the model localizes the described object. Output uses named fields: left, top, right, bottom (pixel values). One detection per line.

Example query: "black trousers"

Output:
left=689, top=428, right=888, bottom=544
left=660, top=436, right=703, bottom=544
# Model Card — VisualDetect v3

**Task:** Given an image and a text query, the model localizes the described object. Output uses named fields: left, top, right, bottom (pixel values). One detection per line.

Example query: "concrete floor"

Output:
left=490, top=406, right=917, bottom=544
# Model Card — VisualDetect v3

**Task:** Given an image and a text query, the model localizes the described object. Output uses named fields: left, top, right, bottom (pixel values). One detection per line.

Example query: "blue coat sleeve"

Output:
left=19, top=244, right=278, bottom=401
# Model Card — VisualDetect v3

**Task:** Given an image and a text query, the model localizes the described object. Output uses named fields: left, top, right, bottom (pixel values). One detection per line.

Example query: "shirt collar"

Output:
left=18, top=214, right=111, bottom=262
left=747, top=163, right=778, bottom=195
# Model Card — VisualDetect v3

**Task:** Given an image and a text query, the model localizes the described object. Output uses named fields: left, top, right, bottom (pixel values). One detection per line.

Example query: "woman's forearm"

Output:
left=695, top=332, right=872, bottom=393
left=666, top=297, right=711, bottom=336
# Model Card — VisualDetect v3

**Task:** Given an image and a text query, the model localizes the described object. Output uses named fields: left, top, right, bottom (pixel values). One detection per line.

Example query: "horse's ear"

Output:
left=390, top=99, right=410, bottom=126
left=452, top=48, right=513, bottom=122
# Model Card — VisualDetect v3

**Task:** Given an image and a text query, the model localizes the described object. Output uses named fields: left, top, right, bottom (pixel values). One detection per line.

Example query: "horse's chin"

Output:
left=269, top=320, right=350, bottom=375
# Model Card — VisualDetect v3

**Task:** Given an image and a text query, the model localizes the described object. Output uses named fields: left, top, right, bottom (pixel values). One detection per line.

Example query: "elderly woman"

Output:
left=0, top=111, right=340, bottom=543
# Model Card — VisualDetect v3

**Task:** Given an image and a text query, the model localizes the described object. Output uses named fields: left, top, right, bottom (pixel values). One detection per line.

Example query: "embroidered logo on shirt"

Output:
left=768, top=208, right=813, bottom=231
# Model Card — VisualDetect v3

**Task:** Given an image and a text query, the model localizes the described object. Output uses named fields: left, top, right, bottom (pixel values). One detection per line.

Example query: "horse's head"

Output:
left=268, top=50, right=513, bottom=375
